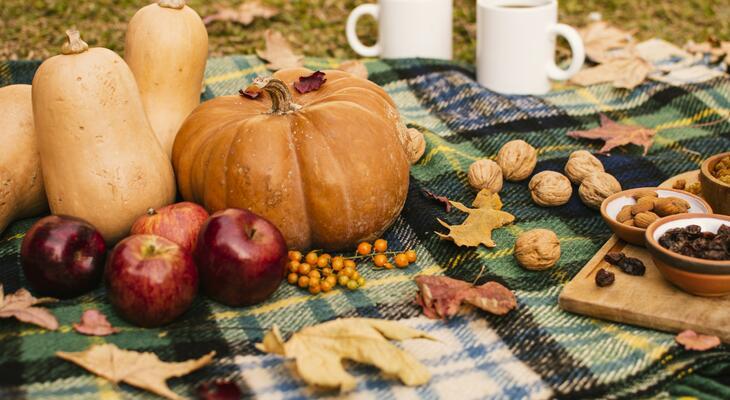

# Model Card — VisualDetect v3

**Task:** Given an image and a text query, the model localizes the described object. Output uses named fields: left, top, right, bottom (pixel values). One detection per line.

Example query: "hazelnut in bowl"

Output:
left=644, top=214, right=730, bottom=297
left=700, top=151, right=730, bottom=216
left=600, top=188, right=712, bottom=246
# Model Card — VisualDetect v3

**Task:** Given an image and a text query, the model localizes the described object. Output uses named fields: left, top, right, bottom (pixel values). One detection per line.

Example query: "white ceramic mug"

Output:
left=346, top=0, right=453, bottom=59
left=476, top=0, right=584, bottom=95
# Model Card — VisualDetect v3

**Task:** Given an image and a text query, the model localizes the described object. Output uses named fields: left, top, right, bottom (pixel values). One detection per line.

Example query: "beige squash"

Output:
left=0, top=85, right=48, bottom=233
left=125, top=0, right=208, bottom=157
left=32, top=30, right=176, bottom=243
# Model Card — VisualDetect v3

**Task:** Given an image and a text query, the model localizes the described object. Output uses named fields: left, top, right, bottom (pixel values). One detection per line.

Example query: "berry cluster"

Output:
left=286, top=239, right=417, bottom=295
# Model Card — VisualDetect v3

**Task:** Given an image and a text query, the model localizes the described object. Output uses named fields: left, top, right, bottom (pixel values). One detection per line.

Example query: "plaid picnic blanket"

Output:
left=1, top=56, right=729, bottom=400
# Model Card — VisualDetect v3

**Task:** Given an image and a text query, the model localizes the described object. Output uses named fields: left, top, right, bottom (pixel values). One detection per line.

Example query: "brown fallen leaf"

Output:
left=293, top=70, right=327, bottom=94
left=684, top=40, right=730, bottom=64
left=203, top=1, right=279, bottom=26
left=422, top=190, right=451, bottom=212
left=256, top=318, right=435, bottom=391
left=435, top=190, right=514, bottom=248
left=57, top=344, right=215, bottom=400
left=567, top=114, right=656, bottom=155
left=578, top=21, right=635, bottom=63
left=73, top=309, right=120, bottom=336
left=415, top=275, right=516, bottom=319
left=0, top=285, right=58, bottom=330
left=570, top=57, right=654, bottom=90
left=256, top=30, right=304, bottom=71
left=338, top=60, right=369, bottom=79
left=675, top=330, right=722, bottom=351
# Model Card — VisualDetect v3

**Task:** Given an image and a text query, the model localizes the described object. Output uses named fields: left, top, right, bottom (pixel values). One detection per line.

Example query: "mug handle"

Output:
left=547, top=24, right=585, bottom=81
left=346, top=4, right=380, bottom=57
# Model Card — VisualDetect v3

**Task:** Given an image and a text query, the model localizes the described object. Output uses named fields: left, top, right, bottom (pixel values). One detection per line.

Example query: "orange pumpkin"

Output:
left=172, top=68, right=410, bottom=250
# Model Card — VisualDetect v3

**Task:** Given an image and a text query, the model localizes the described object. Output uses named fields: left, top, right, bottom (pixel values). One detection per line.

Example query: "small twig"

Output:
left=471, top=265, right=486, bottom=285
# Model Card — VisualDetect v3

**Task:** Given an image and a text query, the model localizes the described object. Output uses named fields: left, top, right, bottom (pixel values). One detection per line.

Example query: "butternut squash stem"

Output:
left=158, top=0, right=186, bottom=9
left=251, top=77, right=302, bottom=115
left=61, top=29, right=89, bottom=55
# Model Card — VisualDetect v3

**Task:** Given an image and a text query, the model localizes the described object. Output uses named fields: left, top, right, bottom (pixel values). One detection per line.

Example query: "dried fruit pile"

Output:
left=604, top=252, right=646, bottom=276
left=658, top=224, right=730, bottom=260
left=615, top=190, right=690, bottom=228
left=673, top=178, right=702, bottom=195
left=711, top=155, right=730, bottom=185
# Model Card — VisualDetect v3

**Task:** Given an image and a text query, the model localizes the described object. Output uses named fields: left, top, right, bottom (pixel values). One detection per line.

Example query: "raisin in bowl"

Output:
left=645, top=213, right=730, bottom=297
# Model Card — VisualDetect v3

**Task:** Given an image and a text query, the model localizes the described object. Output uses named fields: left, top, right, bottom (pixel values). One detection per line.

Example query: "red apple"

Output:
left=21, top=215, right=106, bottom=298
left=195, top=209, right=287, bottom=307
left=106, top=234, right=198, bottom=327
left=130, top=202, right=209, bottom=253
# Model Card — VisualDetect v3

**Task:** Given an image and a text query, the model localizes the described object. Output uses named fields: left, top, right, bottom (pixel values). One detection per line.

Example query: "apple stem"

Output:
left=146, top=208, right=157, bottom=216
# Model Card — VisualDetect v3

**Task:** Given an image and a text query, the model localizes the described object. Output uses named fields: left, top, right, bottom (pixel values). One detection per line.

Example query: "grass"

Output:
left=1, top=0, right=728, bottom=63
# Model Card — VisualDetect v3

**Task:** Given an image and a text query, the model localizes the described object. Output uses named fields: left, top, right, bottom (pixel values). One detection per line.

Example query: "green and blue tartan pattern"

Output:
left=1, top=56, right=729, bottom=399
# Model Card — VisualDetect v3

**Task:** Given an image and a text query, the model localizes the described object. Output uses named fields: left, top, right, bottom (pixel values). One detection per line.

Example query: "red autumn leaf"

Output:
left=197, top=379, right=242, bottom=400
left=414, top=275, right=516, bottom=319
left=0, top=285, right=58, bottom=330
left=73, top=309, right=120, bottom=336
left=567, top=114, right=656, bottom=155
left=293, top=71, right=327, bottom=94
left=239, top=86, right=262, bottom=99
left=422, top=190, right=452, bottom=213
left=675, top=330, right=722, bottom=351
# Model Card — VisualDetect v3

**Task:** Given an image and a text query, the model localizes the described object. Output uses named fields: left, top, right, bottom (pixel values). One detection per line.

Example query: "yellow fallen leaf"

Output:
left=338, top=60, right=368, bottom=79
left=435, top=190, right=515, bottom=248
left=256, top=29, right=304, bottom=71
left=578, top=21, right=635, bottom=63
left=0, top=285, right=58, bottom=330
left=571, top=57, right=654, bottom=90
left=256, top=318, right=435, bottom=391
left=57, top=344, right=215, bottom=400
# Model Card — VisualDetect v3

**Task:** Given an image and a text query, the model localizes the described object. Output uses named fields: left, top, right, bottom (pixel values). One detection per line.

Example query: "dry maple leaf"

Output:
left=338, top=60, right=368, bottom=79
left=203, top=1, right=279, bottom=26
left=73, top=309, right=120, bottom=336
left=256, top=30, right=304, bottom=71
left=256, top=318, right=435, bottom=391
left=435, top=190, right=514, bottom=248
left=57, top=344, right=215, bottom=400
left=415, top=275, right=516, bottom=319
left=293, top=71, right=326, bottom=93
left=422, top=189, right=451, bottom=212
left=0, top=285, right=58, bottom=330
left=570, top=57, right=654, bottom=90
left=675, top=330, right=722, bottom=351
left=567, top=114, right=655, bottom=155
left=578, top=21, right=635, bottom=63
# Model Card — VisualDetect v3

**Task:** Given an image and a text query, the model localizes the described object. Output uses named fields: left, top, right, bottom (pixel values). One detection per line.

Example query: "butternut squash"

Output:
left=0, top=84, right=47, bottom=233
left=32, top=30, right=176, bottom=243
left=124, top=0, right=208, bottom=157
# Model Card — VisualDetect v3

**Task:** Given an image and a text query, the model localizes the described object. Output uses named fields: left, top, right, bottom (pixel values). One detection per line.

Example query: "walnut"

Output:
left=578, top=172, right=622, bottom=209
left=528, top=171, right=572, bottom=206
left=468, top=159, right=503, bottom=193
left=514, top=229, right=561, bottom=270
left=404, top=128, right=426, bottom=165
left=564, top=150, right=604, bottom=184
left=496, top=140, right=537, bottom=182
left=654, top=197, right=690, bottom=217
left=634, top=211, right=659, bottom=228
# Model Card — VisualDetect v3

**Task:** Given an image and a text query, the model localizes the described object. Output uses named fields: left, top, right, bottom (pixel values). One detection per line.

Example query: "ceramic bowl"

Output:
left=700, top=151, right=730, bottom=216
left=645, top=213, right=730, bottom=297
left=600, top=187, right=712, bottom=246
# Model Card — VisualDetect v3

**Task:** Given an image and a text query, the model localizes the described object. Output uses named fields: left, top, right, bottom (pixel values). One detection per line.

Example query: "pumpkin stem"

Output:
left=61, top=29, right=89, bottom=55
left=158, top=0, right=186, bottom=9
left=250, top=77, right=302, bottom=115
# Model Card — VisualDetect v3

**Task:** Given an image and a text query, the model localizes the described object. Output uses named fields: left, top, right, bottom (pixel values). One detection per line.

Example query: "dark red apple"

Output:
left=106, top=234, right=198, bottom=327
left=195, top=209, right=287, bottom=307
left=130, top=202, right=209, bottom=253
left=21, top=215, right=106, bottom=298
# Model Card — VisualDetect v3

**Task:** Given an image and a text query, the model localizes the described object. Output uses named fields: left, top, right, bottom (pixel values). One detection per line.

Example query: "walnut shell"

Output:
left=404, top=128, right=426, bottom=165
left=564, top=150, right=604, bottom=184
left=468, top=159, right=503, bottom=193
left=528, top=171, right=572, bottom=207
left=654, top=197, right=690, bottom=217
left=578, top=172, right=622, bottom=209
left=514, top=229, right=561, bottom=270
left=496, top=140, right=537, bottom=182
left=634, top=211, right=659, bottom=228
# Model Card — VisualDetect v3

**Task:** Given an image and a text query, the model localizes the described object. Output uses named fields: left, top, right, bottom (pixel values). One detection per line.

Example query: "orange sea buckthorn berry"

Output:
left=357, top=242, right=372, bottom=255
left=405, top=250, right=417, bottom=263
left=357, top=277, right=366, bottom=287
left=309, top=283, right=321, bottom=295
left=287, top=273, right=298, bottom=285
left=288, top=250, right=302, bottom=262
left=342, top=266, right=355, bottom=278
left=288, top=260, right=301, bottom=273
left=384, top=262, right=394, bottom=270
left=305, top=252, right=318, bottom=265
left=326, top=275, right=337, bottom=287
left=373, top=254, right=388, bottom=267
left=351, top=271, right=360, bottom=281
left=322, top=267, right=333, bottom=276
left=373, top=239, right=388, bottom=253
left=346, top=280, right=359, bottom=290
left=320, top=280, right=333, bottom=292
left=338, top=275, right=350, bottom=286
left=344, top=259, right=357, bottom=269
left=317, top=255, right=329, bottom=268
left=298, top=263, right=312, bottom=275
left=298, top=276, right=310, bottom=288
left=308, top=270, right=321, bottom=280
left=394, top=253, right=409, bottom=268
left=332, top=256, right=344, bottom=271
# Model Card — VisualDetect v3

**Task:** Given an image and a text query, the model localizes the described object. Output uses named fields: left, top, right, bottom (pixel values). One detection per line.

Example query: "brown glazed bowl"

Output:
left=645, top=213, right=730, bottom=297
left=600, top=187, right=712, bottom=246
left=700, top=152, right=730, bottom=216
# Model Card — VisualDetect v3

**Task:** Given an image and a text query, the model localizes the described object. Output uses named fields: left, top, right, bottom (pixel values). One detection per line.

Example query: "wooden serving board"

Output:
left=559, top=171, right=730, bottom=342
